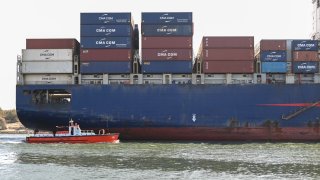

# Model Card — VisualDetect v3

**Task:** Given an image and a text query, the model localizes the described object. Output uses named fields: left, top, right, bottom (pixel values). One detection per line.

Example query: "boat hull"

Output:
left=26, top=133, right=119, bottom=143
left=16, top=84, right=320, bottom=141
left=109, top=127, right=320, bottom=141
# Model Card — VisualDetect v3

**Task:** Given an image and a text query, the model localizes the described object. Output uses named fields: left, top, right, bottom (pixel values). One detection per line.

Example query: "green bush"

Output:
left=0, top=117, right=7, bottom=130
left=4, top=110, right=18, bottom=123
left=0, top=108, right=19, bottom=123
left=0, top=107, right=3, bottom=117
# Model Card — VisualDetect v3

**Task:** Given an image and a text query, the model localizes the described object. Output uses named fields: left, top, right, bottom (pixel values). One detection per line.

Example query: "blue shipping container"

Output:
left=291, top=40, right=318, bottom=51
left=141, top=12, right=192, bottom=24
left=261, top=62, right=287, bottom=73
left=81, top=13, right=132, bottom=25
left=81, top=37, right=132, bottom=49
left=293, top=62, right=319, bottom=73
left=141, top=25, right=193, bottom=36
left=260, top=51, right=287, bottom=62
left=80, top=61, right=132, bottom=74
left=81, top=25, right=132, bottom=37
left=142, top=60, right=192, bottom=73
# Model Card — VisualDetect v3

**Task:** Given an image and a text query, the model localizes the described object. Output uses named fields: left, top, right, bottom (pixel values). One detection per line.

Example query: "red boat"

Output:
left=26, top=120, right=119, bottom=143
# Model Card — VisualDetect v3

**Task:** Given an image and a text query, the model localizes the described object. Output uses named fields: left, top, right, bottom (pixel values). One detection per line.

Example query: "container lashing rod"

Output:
left=133, top=50, right=140, bottom=74
left=281, top=101, right=320, bottom=120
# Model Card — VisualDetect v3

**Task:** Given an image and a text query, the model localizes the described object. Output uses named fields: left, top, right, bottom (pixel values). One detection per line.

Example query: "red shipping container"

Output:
left=293, top=51, right=319, bottom=61
left=80, top=49, right=132, bottom=61
left=203, top=60, right=254, bottom=73
left=142, top=49, right=192, bottom=61
left=201, top=49, right=254, bottom=61
left=142, top=36, right=192, bottom=49
left=26, top=39, right=80, bottom=50
left=202, top=36, right=254, bottom=49
left=260, top=40, right=286, bottom=51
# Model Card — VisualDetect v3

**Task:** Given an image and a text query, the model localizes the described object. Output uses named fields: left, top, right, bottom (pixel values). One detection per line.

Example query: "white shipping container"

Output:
left=23, top=74, right=73, bottom=84
left=22, top=61, right=73, bottom=74
left=22, top=49, right=73, bottom=61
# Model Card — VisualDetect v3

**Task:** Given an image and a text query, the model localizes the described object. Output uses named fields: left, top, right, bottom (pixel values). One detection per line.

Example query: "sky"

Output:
left=0, top=0, right=315, bottom=110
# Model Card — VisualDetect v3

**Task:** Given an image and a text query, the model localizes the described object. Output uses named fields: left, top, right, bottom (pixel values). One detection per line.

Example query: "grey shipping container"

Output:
left=286, top=40, right=293, bottom=61
left=23, top=74, right=73, bottom=85
left=22, top=49, right=73, bottom=61
left=21, top=61, right=73, bottom=74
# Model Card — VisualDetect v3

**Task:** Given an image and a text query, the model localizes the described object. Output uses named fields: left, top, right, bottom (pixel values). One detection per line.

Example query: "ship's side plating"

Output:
left=16, top=84, right=320, bottom=141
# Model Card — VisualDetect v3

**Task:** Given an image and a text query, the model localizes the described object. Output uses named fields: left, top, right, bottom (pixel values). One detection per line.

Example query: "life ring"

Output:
left=98, top=129, right=105, bottom=135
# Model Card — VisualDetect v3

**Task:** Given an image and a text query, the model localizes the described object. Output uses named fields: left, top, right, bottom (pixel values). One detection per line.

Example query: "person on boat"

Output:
left=69, top=119, right=74, bottom=135
left=69, top=119, right=74, bottom=126
left=74, top=123, right=81, bottom=135
left=34, top=129, right=39, bottom=135
left=73, top=123, right=79, bottom=135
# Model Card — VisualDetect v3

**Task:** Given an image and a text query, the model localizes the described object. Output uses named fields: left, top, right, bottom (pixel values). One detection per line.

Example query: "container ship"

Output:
left=16, top=10, right=320, bottom=141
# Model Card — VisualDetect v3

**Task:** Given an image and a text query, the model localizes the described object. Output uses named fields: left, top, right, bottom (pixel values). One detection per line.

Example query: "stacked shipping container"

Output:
left=198, top=36, right=254, bottom=73
left=259, top=40, right=288, bottom=73
left=258, top=39, right=319, bottom=74
left=21, top=39, right=80, bottom=84
left=141, top=12, right=193, bottom=73
left=80, top=13, right=134, bottom=74
left=292, top=40, right=319, bottom=74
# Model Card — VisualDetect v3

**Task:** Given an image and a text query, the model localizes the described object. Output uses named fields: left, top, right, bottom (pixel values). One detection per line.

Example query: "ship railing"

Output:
left=16, top=55, right=23, bottom=85
left=80, top=130, right=95, bottom=136
left=30, top=133, right=55, bottom=137
left=282, top=101, right=320, bottom=120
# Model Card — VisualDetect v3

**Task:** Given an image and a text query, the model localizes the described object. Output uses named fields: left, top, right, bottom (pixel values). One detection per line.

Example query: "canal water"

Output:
left=0, top=134, right=320, bottom=179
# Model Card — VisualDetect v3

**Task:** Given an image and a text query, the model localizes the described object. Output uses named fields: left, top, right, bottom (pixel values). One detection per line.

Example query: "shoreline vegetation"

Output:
left=0, top=108, right=28, bottom=134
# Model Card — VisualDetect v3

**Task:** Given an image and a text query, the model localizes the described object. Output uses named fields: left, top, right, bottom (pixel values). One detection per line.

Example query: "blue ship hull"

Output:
left=16, top=84, right=320, bottom=141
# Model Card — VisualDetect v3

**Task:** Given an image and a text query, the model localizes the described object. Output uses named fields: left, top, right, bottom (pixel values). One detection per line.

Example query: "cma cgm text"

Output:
left=95, top=41, right=116, bottom=45
left=297, top=44, right=316, bottom=48
left=99, top=17, right=113, bottom=20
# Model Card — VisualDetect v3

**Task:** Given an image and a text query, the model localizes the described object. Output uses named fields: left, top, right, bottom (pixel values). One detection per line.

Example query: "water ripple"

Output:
left=0, top=134, right=320, bottom=179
